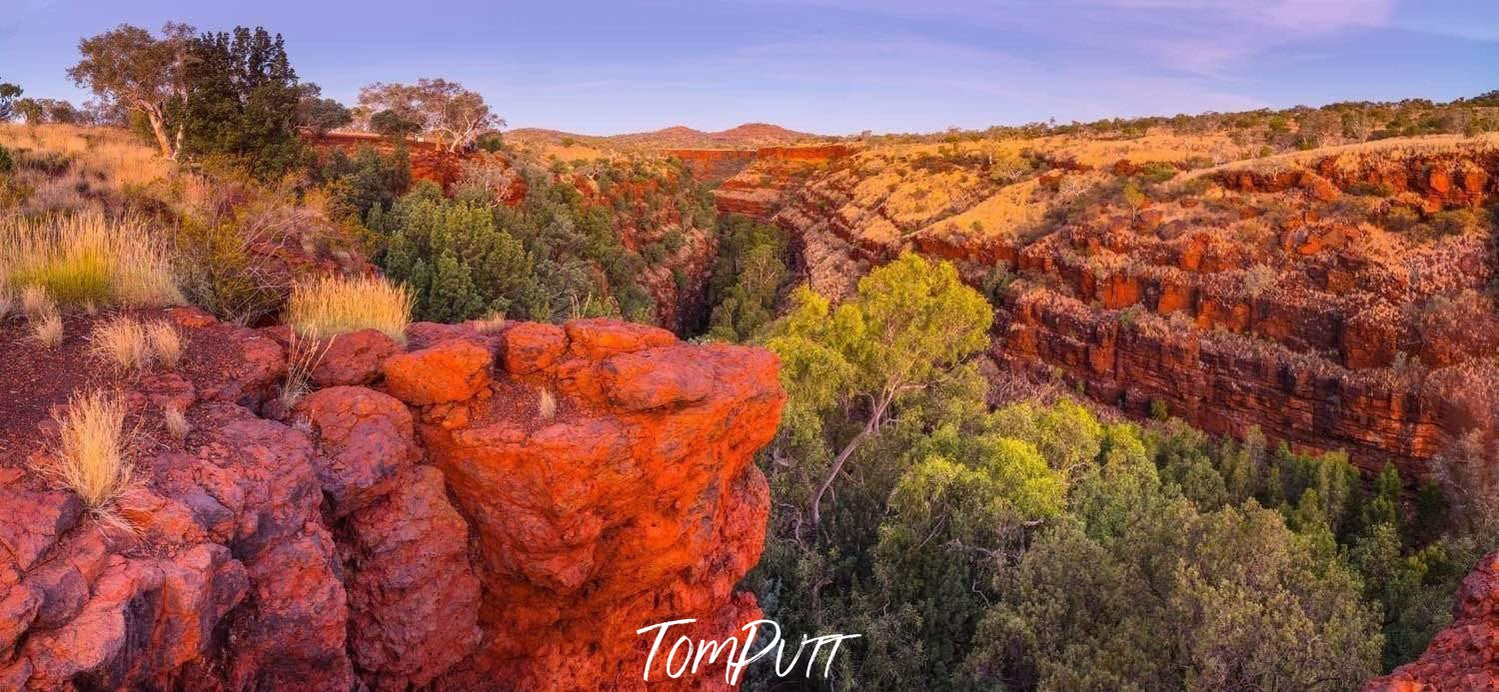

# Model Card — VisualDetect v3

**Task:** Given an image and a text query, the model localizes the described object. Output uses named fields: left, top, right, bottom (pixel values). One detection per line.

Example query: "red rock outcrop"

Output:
left=398, top=318, right=783, bottom=687
left=0, top=309, right=783, bottom=690
left=1366, top=551, right=1498, bottom=690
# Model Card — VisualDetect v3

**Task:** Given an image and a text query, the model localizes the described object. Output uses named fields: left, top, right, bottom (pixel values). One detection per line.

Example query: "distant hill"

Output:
left=507, top=122, right=830, bottom=150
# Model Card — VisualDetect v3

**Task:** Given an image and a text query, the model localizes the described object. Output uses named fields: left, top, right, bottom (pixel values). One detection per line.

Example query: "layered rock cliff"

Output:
left=761, top=138, right=1499, bottom=473
left=0, top=309, right=783, bottom=689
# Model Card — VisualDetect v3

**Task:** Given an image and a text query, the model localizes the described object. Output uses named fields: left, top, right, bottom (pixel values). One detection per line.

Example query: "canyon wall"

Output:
left=0, top=309, right=783, bottom=690
left=766, top=143, right=1499, bottom=473
left=669, top=145, right=854, bottom=220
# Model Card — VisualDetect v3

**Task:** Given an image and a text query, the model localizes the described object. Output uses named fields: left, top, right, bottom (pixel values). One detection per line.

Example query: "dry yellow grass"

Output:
left=1184, top=133, right=1499, bottom=181
left=30, top=306, right=63, bottom=347
left=89, top=316, right=151, bottom=373
left=472, top=311, right=508, bottom=333
left=163, top=406, right=190, bottom=441
left=0, top=289, right=14, bottom=322
left=537, top=388, right=557, bottom=420
left=285, top=274, right=412, bottom=344
left=280, top=332, right=334, bottom=407
left=0, top=212, right=182, bottom=307
left=0, top=123, right=173, bottom=194
left=21, top=284, right=53, bottom=317
left=146, top=322, right=184, bottom=367
left=41, top=390, right=135, bottom=520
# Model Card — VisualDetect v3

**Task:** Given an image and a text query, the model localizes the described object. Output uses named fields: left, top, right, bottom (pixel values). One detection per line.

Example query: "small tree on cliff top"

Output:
left=355, top=78, right=502, bottom=152
left=766, top=252, right=993, bottom=529
left=68, top=23, right=195, bottom=159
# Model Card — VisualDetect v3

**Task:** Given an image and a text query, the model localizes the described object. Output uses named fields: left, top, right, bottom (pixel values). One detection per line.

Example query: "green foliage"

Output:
left=370, top=109, right=422, bottom=139
left=367, top=165, right=671, bottom=325
left=369, top=183, right=535, bottom=322
left=314, top=145, right=411, bottom=220
left=1139, top=161, right=1177, bottom=184
left=979, top=265, right=1014, bottom=303
left=170, top=26, right=306, bottom=180
left=1121, top=178, right=1145, bottom=219
left=750, top=255, right=1004, bottom=687
left=475, top=131, right=506, bottom=153
left=974, top=485, right=1381, bottom=690
left=294, top=83, right=352, bottom=135
left=172, top=212, right=285, bottom=323
left=0, top=145, right=12, bottom=175
left=748, top=291, right=1480, bottom=691
left=706, top=215, right=788, bottom=341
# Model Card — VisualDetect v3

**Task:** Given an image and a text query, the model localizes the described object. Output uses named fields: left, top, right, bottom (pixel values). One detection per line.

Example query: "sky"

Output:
left=1, top=0, right=1495, bottom=136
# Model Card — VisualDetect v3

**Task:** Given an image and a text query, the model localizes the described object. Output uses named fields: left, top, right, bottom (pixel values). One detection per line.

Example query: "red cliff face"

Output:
left=661, top=146, right=853, bottom=222
left=1366, top=552, right=1499, bottom=690
left=0, top=309, right=783, bottom=690
left=764, top=144, right=1499, bottom=474
left=710, top=146, right=854, bottom=220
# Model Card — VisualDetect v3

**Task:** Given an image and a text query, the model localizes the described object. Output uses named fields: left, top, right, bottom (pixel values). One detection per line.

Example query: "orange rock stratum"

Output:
left=0, top=309, right=784, bottom=690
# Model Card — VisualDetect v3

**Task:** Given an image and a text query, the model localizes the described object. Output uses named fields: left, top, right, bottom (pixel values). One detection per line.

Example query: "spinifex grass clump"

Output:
left=89, top=316, right=151, bottom=372
left=0, top=211, right=182, bottom=308
left=88, top=316, right=188, bottom=373
left=41, top=390, right=136, bottom=526
left=285, top=274, right=412, bottom=344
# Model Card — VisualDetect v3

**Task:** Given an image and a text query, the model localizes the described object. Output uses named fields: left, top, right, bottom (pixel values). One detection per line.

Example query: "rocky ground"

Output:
left=1366, top=551, right=1498, bottom=690
left=0, top=308, right=783, bottom=690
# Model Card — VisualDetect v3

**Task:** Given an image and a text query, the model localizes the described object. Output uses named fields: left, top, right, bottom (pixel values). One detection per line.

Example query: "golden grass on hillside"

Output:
left=285, top=274, right=412, bottom=344
left=1184, top=133, right=1499, bottom=180
left=0, top=212, right=182, bottom=307
left=0, top=290, right=12, bottom=321
left=41, top=390, right=135, bottom=520
left=0, top=123, right=173, bottom=193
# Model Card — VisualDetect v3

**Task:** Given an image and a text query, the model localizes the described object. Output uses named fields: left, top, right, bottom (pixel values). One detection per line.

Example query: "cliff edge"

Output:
left=0, top=309, right=783, bottom=690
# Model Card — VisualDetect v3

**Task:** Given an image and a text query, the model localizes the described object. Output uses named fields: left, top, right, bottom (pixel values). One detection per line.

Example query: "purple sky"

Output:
left=2, top=0, right=1495, bottom=135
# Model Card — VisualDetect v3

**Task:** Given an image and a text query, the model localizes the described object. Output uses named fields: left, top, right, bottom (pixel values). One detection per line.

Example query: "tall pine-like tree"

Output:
left=171, top=27, right=304, bottom=179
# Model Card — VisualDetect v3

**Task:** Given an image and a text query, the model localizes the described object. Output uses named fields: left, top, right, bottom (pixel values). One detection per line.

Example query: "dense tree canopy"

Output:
left=169, top=26, right=305, bottom=179
left=706, top=214, right=788, bottom=341
left=742, top=254, right=1492, bottom=690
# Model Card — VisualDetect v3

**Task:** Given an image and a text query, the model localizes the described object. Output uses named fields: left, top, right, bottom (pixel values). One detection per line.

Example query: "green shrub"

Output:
left=705, top=214, right=787, bottom=341
left=173, top=214, right=283, bottom=323
left=0, top=145, right=12, bottom=175
left=1385, top=206, right=1421, bottom=232
left=370, top=189, right=535, bottom=323
left=314, top=145, right=410, bottom=220
left=1139, top=161, right=1177, bottom=184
